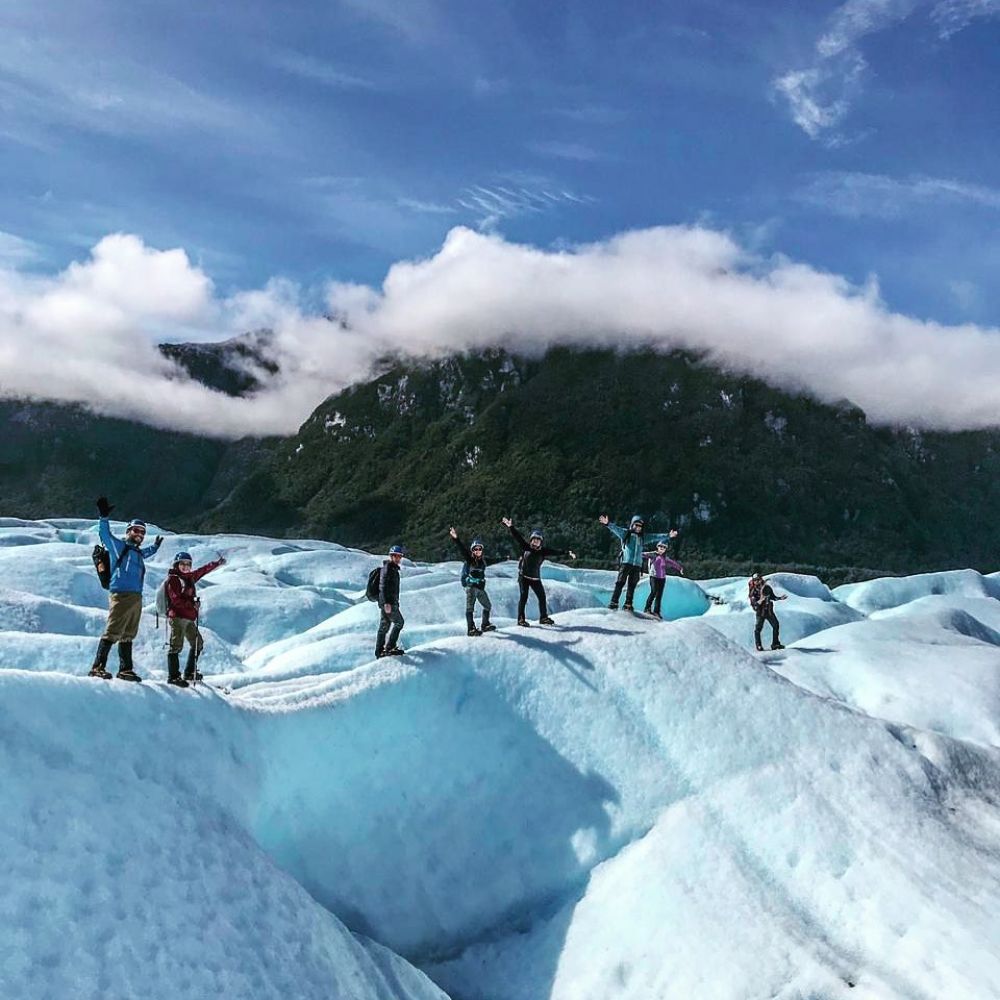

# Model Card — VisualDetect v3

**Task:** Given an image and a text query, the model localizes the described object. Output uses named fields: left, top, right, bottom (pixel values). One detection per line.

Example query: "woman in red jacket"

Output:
left=165, top=551, right=225, bottom=687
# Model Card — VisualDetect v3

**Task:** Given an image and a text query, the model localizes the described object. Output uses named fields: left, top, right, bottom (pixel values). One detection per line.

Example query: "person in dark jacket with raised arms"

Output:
left=502, top=517, right=576, bottom=626
left=164, top=551, right=226, bottom=687
left=89, top=495, right=163, bottom=682
left=749, top=571, right=787, bottom=651
left=375, top=545, right=406, bottom=658
left=449, top=527, right=499, bottom=636
left=599, top=514, right=678, bottom=613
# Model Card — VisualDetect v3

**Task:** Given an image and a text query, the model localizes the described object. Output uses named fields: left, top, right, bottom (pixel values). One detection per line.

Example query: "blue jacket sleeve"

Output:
left=141, top=541, right=160, bottom=559
left=98, top=517, right=122, bottom=558
left=606, top=523, right=626, bottom=541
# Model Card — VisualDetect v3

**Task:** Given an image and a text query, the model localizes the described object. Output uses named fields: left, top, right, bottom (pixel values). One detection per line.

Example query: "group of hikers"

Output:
left=371, top=514, right=787, bottom=659
left=86, top=497, right=789, bottom=682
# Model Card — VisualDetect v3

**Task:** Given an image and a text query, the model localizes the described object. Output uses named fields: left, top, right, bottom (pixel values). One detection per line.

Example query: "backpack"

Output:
left=155, top=580, right=170, bottom=621
left=92, top=543, right=129, bottom=591
left=748, top=577, right=764, bottom=610
left=461, top=561, right=486, bottom=588
left=365, top=566, right=382, bottom=602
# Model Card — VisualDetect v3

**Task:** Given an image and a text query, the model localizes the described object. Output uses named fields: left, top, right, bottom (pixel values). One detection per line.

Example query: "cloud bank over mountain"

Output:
left=1, top=227, right=998, bottom=437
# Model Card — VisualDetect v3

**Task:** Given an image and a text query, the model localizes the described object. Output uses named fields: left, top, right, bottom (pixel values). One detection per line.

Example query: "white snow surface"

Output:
left=1, top=518, right=999, bottom=1000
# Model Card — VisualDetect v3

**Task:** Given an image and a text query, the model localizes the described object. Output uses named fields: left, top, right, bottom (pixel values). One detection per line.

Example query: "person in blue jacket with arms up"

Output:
left=599, top=513, right=678, bottom=613
left=89, top=496, right=163, bottom=681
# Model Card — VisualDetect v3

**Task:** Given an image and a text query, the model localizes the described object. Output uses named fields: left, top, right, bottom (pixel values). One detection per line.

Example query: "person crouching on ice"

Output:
left=643, top=540, right=684, bottom=619
left=502, top=517, right=576, bottom=627
left=164, top=551, right=226, bottom=688
left=90, top=496, right=163, bottom=682
left=749, top=571, right=787, bottom=651
left=599, top=514, right=677, bottom=612
left=449, top=527, right=498, bottom=636
left=375, top=545, right=406, bottom=658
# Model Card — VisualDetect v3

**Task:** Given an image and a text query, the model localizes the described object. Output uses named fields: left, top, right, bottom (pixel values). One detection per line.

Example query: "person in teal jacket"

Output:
left=89, top=495, right=163, bottom=682
left=598, top=513, right=678, bottom=612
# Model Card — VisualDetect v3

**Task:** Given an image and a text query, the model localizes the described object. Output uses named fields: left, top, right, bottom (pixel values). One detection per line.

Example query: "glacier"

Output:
left=1, top=516, right=999, bottom=999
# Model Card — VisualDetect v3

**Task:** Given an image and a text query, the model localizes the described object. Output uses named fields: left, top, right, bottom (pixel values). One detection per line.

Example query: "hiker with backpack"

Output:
left=749, top=571, right=787, bottom=651
left=599, top=514, right=678, bottom=613
left=372, top=545, right=406, bottom=658
left=159, top=551, right=225, bottom=688
left=642, top=540, right=684, bottom=618
left=89, top=496, right=163, bottom=682
left=449, top=527, right=498, bottom=636
left=502, top=517, right=577, bottom=627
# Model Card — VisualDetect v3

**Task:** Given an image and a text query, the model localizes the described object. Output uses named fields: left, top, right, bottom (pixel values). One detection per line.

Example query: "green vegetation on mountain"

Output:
left=200, top=347, right=1000, bottom=577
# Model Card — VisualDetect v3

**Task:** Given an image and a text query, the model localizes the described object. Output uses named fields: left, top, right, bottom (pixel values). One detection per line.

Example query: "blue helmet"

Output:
left=388, top=545, right=404, bottom=556
left=173, top=551, right=193, bottom=565
left=126, top=519, right=147, bottom=531
left=470, top=538, right=485, bottom=550
left=529, top=529, right=544, bottom=541
left=629, top=515, right=644, bottom=528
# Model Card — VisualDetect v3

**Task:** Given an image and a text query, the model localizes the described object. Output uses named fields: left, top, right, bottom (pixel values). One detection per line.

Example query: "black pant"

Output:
left=376, top=605, right=404, bottom=654
left=611, top=565, right=641, bottom=607
left=644, top=577, right=665, bottom=615
left=754, top=606, right=780, bottom=648
left=518, top=576, right=548, bottom=620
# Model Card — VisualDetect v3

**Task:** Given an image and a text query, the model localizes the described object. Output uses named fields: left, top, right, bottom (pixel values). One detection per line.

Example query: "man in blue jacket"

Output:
left=599, top=513, right=678, bottom=612
left=89, top=496, right=163, bottom=682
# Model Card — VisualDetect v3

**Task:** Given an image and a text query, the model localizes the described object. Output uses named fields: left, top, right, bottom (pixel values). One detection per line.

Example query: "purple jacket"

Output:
left=644, top=552, right=684, bottom=580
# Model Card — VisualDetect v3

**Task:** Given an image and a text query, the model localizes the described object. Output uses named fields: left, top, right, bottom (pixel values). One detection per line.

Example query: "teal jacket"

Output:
left=606, top=523, right=672, bottom=567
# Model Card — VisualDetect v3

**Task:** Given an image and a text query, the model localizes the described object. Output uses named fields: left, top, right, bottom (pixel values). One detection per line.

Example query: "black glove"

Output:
left=96, top=496, right=114, bottom=517
left=154, top=535, right=164, bottom=547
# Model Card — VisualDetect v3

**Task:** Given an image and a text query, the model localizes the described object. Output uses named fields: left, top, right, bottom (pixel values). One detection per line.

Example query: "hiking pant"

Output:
left=465, top=586, right=492, bottom=625
left=611, top=565, right=642, bottom=608
left=644, top=577, right=665, bottom=615
left=755, top=607, right=780, bottom=648
left=376, top=605, right=404, bottom=654
left=518, top=576, right=548, bottom=621
left=102, top=592, right=143, bottom=643
left=168, top=617, right=204, bottom=657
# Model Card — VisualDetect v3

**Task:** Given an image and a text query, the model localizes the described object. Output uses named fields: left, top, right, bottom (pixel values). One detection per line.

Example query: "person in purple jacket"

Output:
left=642, top=540, right=684, bottom=618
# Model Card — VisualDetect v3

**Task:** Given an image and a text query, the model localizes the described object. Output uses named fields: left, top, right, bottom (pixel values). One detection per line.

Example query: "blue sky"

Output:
left=1, top=0, right=999, bottom=325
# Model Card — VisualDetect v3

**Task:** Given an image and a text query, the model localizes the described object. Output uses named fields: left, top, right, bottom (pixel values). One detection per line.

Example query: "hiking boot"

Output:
left=116, top=642, right=142, bottom=682
left=771, top=642, right=785, bottom=651
left=184, top=648, right=203, bottom=682
left=467, top=626, right=482, bottom=636
left=383, top=647, right=405, bottom=656
left=517, top=619, right=530, bottom=627
left=755, top=643, right=764, bottom=652
left=622, top=604, right=635, bottom=613
left=538, top=616, right=555, bottom=625
left=167, top=675, right=190, bottom=688
left=481, top=622, right=497, bottom=633
left=89, top=638, right=113, bottom=679
left=607, top=602, right=619, bottom=611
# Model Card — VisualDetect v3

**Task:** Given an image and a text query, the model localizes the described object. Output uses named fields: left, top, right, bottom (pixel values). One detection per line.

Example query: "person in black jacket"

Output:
left=749, top=572, right=787, bottom=651
left=375, top=545, right=406, bottom=658
left=502, top=517, right=577, bottom=626
left=449, top=527, right=499, bottom=636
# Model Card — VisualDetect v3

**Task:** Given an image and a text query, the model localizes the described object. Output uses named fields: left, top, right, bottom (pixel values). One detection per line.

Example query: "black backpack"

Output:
left=92, top=544, right=128, bottom=591
left=365, top=566, right=381, bottom=602
left=461, top=562, right=486, bottom=588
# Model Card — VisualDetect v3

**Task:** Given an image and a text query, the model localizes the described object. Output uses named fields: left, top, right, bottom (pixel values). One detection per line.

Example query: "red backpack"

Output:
left=748, top=576, right=765, bottom=611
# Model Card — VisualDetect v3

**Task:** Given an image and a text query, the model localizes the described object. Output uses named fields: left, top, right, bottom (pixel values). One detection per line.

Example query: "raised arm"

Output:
left=505, top=521, right=529, bottom=551
left=188, top=557, right=225, bottom=583
left=141, top=536, right=163, bottom=559
left=449, top=527, right=472, bottom=562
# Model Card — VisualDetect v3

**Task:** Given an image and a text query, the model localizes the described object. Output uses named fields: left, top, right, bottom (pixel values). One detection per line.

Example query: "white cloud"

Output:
left=0, top=231, right=41, bottom=266
left=796, top=171, right=1000, bottom=217
left=2, top=226, right=999, bottom=437
left=529, top=140, right=605, bottom=162
left=773, top=0, right=1000, bottom=142
left=269, top=50, right=377, bottom=90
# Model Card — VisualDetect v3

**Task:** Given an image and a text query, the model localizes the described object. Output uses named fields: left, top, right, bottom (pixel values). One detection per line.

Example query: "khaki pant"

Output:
left=168, top=617, right=204, bottom=656
left=102, top=592, right=143, bottom=643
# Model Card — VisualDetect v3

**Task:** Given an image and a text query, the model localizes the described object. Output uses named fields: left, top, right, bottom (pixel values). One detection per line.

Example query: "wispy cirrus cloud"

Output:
left=773, top=0, right=1000, bottom=144
left=269, top=49, right=378, bottom=91
left=0, top=231, right=41, bottom=266
left=453, top=185, right=594, bottom=230
left=796, top=171, right=1000, bottom=218
left=528, top=140, right=605, bottom=162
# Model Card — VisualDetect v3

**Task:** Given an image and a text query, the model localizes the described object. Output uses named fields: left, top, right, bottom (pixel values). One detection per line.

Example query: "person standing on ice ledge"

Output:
left=89, top=496, right=162, bottom=682
left=749, top=571, right=787, bottom=651
left=375, top=545, right=406, bottom=658
left=599, top=514, right=678, bottom=612
left=162, top=551, right=226, bottom=688
left=449, top=527, right=498, bottom=636
left=502, top=517, right=576, bottom=627
left=643, top=540, right=684, bottom=618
